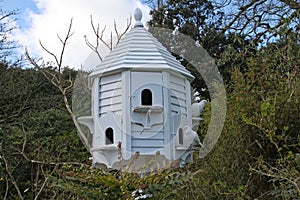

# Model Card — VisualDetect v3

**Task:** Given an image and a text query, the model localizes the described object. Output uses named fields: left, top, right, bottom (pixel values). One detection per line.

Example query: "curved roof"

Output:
left=90, top=13, right=193, bottom=80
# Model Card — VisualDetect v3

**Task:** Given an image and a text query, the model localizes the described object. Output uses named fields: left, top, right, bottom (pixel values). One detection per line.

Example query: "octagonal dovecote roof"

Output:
left=90, top=8, right=194, bottom=80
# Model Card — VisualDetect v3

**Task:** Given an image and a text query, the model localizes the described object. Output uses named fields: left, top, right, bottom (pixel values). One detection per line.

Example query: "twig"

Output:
left=85, top=15, right=132, bottom=61
left=34, top=177, right=48, bottom=200
left=0, top=146, right=24, bottom=200
left=251, top=168, right=300, bottom=194
left=25, top=19, right=90, bottom=151
left=4, top=175, right=8, bottom=200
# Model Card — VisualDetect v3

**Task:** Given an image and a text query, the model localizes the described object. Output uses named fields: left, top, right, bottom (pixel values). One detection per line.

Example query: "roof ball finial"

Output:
left=134, top=8, right=143, bottom=27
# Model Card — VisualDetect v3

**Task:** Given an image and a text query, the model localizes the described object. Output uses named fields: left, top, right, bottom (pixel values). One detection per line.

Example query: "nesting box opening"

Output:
left=141, top=89, right=153, bottom=106
left=105, top=127, right=114, bottom=145
left=178, top=127, right=184, bottom=145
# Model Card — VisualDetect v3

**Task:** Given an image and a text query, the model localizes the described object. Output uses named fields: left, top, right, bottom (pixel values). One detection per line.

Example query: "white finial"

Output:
left=134, top=8, right=143, bottom=27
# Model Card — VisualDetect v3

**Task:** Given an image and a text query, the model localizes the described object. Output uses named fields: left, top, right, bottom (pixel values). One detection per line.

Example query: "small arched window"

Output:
left=141, top=89, right=152, bottom=105
left=105, top=127, right=114, bottom=144
left=178, top=128, right=183, bottom=145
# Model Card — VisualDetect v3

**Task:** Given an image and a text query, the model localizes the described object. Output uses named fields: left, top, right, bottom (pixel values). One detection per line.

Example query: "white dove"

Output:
left=183, top=126, right=203, bottom=148
left=191, top=99, right=207, bottom=117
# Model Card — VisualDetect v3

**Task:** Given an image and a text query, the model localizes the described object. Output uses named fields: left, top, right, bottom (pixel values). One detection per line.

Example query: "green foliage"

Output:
left=43, top=165, right=200, bottom=200
left=149, top=0, right=224, bottom=42
left=193, top=34, right=300, bottom=199
left=0, top=65, right=64, bottom=124
left=0, top=66, right=89, bottom=199
left=1, top=109, right=90, bottom=199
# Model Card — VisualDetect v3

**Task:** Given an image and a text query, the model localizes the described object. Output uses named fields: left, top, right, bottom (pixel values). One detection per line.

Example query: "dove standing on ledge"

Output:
left=191, top=99, right=207, bottom=117
left=183, top=126, right=203, bottom=148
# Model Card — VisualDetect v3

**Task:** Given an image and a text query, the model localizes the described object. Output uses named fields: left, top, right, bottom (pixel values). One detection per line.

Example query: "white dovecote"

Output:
left=78, top=8, right=201, bottom=171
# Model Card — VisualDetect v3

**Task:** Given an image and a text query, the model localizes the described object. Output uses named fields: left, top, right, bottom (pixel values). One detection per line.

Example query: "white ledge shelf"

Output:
left=192, top=117, right=204, bottom=121
left=91, top=146, right=118, bottom=152
left=133, top=105, right=163, bottom=113
left=176, top=146, right=197, bottom=150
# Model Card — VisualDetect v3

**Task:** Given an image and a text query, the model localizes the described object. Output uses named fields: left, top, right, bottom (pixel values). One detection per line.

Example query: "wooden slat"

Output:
left=100, top=88, right=122, bottom=99
left=131, top=131, right=164, bottom=140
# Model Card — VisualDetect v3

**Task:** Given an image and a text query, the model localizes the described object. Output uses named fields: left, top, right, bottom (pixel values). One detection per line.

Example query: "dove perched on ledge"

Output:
left=183, top=126, right=203, bottom=148
left=191, top=99, right=207, bottom=117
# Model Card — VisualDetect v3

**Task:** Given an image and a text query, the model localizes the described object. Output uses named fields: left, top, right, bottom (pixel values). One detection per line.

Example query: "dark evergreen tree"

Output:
left=148, top=0, right=249, bottom=98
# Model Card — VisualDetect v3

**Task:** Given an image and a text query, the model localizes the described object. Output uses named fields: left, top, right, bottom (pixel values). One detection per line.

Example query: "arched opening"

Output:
left=105, top=127, right=114, bottom=144
left=178, top=128, right=183, bottom=145
left=141, top=89, right=152, bottom=105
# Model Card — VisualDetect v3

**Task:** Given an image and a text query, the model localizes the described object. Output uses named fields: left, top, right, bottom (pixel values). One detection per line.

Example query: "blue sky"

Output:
left=2, top=0, right=37, bottom=11
left=1, top=0, right=150, bottom=69
left=2, top=0, right=38, bottom=29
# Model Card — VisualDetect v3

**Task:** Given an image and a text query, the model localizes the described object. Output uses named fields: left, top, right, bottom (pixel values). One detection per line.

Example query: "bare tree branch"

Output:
left=39, top=40, right=60, bottom=67
left=0, top=145, right=24, bottom=200
left=84, top=34, right=103, bottom=61
left=38, top=18, right=74, bottom=85
left=222, top=0, right=300, bottom=41
left=115, top=16, right=132, bottom=46
left=222, top=0, right=266, bottom=33
left=25, top=19, right=90, bottom=152
left=34, top=177, right=48, bottom=200
left=252, top=168, right=300, bottom=194
left=4, top=175, right=9, bottom=200
left=89, top=15, right=112, bottom=51
left=57, top=18, right=74, bottom=73
left=85, top=15, right=132, bottom=62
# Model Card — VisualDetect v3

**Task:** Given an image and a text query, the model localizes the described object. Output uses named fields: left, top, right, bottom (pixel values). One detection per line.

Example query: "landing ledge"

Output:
left=133, top=105, right=163, bottom=113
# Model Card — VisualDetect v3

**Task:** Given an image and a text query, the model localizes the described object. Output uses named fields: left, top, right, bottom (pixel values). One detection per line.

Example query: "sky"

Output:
left=1, top=0, right=150, bottom=69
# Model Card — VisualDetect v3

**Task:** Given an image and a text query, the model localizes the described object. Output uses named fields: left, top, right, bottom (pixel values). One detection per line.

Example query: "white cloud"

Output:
left=14, top=0, right=150, bottom=69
